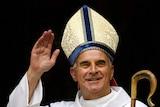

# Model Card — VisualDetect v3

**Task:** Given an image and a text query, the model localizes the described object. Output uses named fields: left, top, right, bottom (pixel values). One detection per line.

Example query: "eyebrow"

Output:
left=96, top=60, right=106, bottom=63
left=79, top=59, right=106, bottom=65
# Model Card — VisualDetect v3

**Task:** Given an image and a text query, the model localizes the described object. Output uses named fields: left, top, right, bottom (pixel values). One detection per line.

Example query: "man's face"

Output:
left=70, top=50, right=114, bottom=99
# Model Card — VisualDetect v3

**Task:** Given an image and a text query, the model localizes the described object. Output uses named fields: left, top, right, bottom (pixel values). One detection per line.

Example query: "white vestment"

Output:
left=7, top=73, right=148, bottom=107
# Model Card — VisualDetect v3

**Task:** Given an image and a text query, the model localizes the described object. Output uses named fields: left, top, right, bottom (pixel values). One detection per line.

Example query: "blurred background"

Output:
left=0, top=0, right=159, bottom=106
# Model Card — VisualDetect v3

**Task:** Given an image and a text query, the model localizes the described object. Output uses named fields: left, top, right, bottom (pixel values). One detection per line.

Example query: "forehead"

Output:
left=77, top=50, right=109, bottom=61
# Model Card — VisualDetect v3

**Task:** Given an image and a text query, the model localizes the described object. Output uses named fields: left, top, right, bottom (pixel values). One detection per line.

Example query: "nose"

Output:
left=89, top=64, right=98, bottom=75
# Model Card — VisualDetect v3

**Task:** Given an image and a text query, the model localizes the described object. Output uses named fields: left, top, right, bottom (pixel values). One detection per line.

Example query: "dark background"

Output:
left=0, top=0, right=159, bottom=107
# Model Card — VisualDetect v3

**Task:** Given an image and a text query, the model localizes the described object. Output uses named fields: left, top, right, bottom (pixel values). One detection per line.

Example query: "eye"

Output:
left=96, top=60, right=106, bottom=66
left=80, top=61, right=90, bottom=68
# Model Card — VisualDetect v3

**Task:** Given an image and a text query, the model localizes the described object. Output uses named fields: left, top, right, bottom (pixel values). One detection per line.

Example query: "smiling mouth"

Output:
left=86, top=77, right=102, bottom=81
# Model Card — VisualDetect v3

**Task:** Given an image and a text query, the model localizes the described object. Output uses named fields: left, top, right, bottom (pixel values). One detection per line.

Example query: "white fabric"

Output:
left=7, top=73, right=43, bottom=107
left=7, top=73, right=148, bottom=107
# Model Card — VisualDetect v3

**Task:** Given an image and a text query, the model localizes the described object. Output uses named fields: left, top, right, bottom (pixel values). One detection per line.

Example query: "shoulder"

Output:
left=111, top=86, right=148, bottom=107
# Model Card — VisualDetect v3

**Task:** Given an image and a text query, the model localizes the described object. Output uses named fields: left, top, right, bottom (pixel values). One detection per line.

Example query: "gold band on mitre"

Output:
left=61, top=5, right=119, bottom=66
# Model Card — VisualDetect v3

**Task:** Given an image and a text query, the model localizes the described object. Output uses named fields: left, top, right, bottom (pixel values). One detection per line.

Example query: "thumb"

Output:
left=50, top=49, right=60, bottom=64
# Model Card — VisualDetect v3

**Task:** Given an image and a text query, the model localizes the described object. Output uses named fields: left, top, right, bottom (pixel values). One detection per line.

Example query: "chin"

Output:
left=88, top=86, right=103, bottom=93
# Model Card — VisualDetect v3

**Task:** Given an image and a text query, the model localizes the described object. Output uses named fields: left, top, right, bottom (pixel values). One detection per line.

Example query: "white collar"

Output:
left=79, top=88, right=116, bottom=107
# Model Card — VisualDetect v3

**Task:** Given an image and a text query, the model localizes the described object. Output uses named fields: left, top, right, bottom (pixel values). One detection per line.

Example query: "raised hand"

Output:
left=27, top=29, right=60, bottom=102
left=29, top=29, right=60, bottom=75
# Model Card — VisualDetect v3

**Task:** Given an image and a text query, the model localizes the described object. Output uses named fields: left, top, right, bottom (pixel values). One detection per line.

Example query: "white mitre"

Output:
left=61, top=5, right=119, bottom=66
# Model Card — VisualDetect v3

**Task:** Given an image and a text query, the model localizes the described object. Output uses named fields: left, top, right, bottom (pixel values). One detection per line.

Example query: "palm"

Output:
left=29, top=30, right=60, bottom=73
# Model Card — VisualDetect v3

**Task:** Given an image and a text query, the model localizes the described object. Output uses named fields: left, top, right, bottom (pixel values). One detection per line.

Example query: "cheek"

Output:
left=73, top=70, right=85, bottom=81
left=76, top=69, right=88, bottom=80
left=103, top=68, right=114, bottom=78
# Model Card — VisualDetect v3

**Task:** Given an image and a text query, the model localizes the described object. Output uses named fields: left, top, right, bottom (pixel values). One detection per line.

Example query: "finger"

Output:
left=43, top=29, right=53, bottom=48
left=50, top=49, right=60, bottom=64
left=33, top=31, right=47, bottom=49
left=47, top=32, right=54, bottom=49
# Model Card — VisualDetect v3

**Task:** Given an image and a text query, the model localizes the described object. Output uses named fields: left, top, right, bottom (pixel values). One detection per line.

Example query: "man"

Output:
left=7, top=5, right=147, bottom=107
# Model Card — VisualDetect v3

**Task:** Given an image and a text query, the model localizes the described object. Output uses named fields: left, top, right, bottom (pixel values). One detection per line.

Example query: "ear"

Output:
left=110, top=65, right=114, bottom=80
left=70, top=67, right=78, bottom=82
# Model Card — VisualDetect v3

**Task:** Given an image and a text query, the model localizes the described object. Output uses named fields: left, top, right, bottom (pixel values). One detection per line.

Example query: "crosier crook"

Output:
left=131, top=70, right=157, bottom=107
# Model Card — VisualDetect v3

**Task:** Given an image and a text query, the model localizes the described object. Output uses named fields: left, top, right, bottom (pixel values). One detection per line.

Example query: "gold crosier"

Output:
left=131, top=70, right=157, bottom=107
